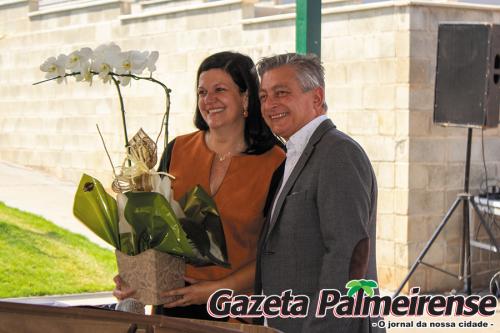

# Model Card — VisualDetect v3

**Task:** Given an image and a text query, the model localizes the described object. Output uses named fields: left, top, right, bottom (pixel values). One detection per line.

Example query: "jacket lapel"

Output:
left=265, top=119, right=336, bottom=241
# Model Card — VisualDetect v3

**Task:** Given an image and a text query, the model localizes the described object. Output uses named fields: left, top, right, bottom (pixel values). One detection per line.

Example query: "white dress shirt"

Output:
left=270, top=114, right=329, bottom=221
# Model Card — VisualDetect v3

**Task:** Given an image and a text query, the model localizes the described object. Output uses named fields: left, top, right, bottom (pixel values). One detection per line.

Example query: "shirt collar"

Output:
left=286, top=114, right=329, bottom=155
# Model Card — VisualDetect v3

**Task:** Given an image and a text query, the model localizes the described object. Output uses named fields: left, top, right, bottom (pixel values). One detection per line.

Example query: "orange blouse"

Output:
left=168, top=131, right=285, bottom=283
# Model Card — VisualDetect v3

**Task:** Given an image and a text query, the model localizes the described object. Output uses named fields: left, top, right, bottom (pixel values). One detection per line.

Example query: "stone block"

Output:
left=378, top=110, right=396, bottom=136
left=378, top=189, right=394, bottom=215
left=406, top=215, right=433, bottom=243
left=408, top=189, right=445, bottom=216
left=395, top=162, right=408, bottom=189
left=375, top=59, right=398, bottom=84
left=377, top=266, right=396, bottom=291
left=408, top=6, right=429, bottom=32
left=362, top=85, right=395, bottom=110
left=329, top=111, right=348, bottom=130
left=377, top=162, right=395, bottom=189
left=330, top=86, right=363, bottom=110
left=395, top=110, right=409, bottom=136
left=395, top=6, right=410, bottom=31
left=377, top=214, right=395, bottom=241
left=394, top=215, right=408, bottom=243
left=408, top=85, right=434, bottom=112
left=377, top=239, right=395, bottom=266
left=427, top=164, right=447, bottom=190
left=218, top=27, right=243, bottom=49
left=325, top=63, right=346, bottom=85
left=363, top=32, right=396, bottom=59
left=332, top=35, right=364, bottom=61
left=396, top=58, right=410, bottom=84
left=395, top=31, right=409, bottom=58
left=408, top=163, right=428, bottom=190
left=410, top=58, right=433, bottom=85
left=356, top=136, right=396, bottom=162
left=410, top=30, right=436, bottom=59
left=322, top=12, right=349, bottom=37
left=409, top=138, right=446, bottom=163
left=394, top=242, right=409, bottom=267
left=347, top=11, right=373, bottom=35
left=394, top=189, right=409, bottom=215
left=347, top=111, right=378, bottom=135
left=408, top=110, right=431, bottom=136
left=396, top=139, right=410, bottom=162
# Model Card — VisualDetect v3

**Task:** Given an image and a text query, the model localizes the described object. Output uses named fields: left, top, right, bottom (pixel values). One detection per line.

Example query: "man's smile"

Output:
left=269, top=112, right=288, bottom=120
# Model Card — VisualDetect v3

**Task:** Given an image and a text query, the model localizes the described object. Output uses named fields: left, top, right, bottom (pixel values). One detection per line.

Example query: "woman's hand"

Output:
left=161, top=276, right=221, bottom=308
left=112, top=275, right=136, bottom=300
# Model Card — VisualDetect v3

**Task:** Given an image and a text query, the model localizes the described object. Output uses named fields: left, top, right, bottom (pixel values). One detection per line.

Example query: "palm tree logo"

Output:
left=345, top=279, right=378, bottom=297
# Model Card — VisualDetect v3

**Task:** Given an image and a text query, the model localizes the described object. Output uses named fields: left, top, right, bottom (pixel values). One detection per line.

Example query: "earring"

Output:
left=243, top=107, right=248, bottom=118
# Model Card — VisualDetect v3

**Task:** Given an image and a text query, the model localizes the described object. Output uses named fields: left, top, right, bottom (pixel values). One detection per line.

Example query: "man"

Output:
left=255, top=53, right=382, bottom=333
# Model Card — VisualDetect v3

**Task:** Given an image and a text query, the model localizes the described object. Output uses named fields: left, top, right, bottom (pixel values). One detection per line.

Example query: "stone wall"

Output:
left=1, top=0, right=499, bottom=292
left=404, top=3, right=500, bottom=292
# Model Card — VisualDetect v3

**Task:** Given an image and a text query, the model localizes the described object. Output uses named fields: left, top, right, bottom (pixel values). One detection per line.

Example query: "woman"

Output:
left=114, top=51, right=285, bottom=320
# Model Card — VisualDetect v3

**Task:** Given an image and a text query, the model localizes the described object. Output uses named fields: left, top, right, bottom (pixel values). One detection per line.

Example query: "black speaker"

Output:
left=434, top=23, right=500, bottom=128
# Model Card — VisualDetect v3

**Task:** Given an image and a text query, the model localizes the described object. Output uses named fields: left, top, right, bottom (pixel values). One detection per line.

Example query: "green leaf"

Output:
left=345, top=280, right=362, bottom=289
left=360, top=280, right=378, bottom=288
left=123, top=191, right=195, bottom=258
left=362, top=286, right=375, bottom=297
left=178, top=185, right=229, bottom=267
left=73, top=174, right=119, bottom=248
left=347, top=286, right=362, bottom=298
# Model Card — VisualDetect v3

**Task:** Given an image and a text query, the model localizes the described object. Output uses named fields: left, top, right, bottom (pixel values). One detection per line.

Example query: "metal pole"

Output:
left=295, top=0, right=321, bottom=56
left=462, top=128, right=473, bottom=295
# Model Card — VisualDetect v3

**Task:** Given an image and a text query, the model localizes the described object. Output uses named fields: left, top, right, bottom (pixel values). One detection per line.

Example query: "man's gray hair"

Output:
left=256, top=53, right=327, bottom=110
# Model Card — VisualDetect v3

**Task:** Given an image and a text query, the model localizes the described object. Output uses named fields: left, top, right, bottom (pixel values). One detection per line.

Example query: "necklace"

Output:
left=205, top=132, right=246, bottom=162
left=217, top=151, right=232, bottom=162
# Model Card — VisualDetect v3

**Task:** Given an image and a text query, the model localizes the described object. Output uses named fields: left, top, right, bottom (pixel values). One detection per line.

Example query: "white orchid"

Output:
left=66, top=48, right=93, bottom=82
left=79, top=64, right=94, bottom=85
left=40, top=54, right=68, bottom=83
left=92, top=42, right=121, bottom=83
left=35, top=42, right=171, bottom=182
left=66, top=47, right=92, bottom=72
left=146, top=51, right=159, bottom=74
left=113, top=50, right=148, bottom=86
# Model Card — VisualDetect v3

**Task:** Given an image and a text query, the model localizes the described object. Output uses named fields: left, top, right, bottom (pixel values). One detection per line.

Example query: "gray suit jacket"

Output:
left=255, top=119, right=382, bottom=333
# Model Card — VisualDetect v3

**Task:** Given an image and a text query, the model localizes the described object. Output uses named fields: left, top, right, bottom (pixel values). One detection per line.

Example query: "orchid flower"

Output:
left=35, top=42, right=171, bottom=152
left=114, top=50, right=148, bottom=86
left=92, top=42, right=121, bottom=83
left=40, top=54, right=68, bottom=83
left=66, top=47, right=93, bottom=82
left=146, top=51, right=159, bottom=74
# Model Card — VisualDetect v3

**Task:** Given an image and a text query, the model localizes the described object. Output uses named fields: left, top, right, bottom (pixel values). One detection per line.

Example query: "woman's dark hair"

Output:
left=194, top=51, right=281, bottom=155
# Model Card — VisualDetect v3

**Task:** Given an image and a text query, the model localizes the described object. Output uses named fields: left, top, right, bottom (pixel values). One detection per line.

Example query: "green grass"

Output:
left=0, top=201, right=117, bottom=298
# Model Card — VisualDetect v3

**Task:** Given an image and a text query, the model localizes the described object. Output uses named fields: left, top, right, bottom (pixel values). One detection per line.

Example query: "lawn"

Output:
left=0, top=201, right=117, bottom=298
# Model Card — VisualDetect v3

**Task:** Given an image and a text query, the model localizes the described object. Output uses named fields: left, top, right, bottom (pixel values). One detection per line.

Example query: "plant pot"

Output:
left=115, top=249, right=185, bottom=305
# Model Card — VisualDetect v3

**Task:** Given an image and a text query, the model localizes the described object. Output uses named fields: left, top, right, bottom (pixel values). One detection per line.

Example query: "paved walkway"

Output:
left=0, top=160, right=111, bottom=249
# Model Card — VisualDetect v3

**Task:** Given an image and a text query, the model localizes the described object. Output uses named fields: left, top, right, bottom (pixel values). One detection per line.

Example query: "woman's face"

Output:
left=197, top=69, right=247, bottom=131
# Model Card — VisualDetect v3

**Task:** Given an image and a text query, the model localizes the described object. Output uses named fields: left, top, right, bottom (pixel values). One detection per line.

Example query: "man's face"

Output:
left=259, top=65, right=323, bottom=140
